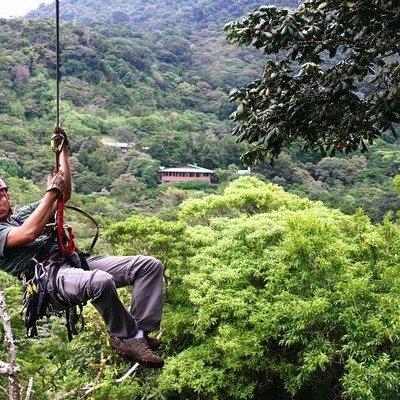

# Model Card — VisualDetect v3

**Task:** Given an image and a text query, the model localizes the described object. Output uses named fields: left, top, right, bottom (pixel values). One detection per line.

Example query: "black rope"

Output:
left=55, top=0, right=61, bottom=129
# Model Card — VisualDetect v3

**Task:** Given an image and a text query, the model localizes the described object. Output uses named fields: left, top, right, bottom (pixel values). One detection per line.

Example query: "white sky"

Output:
left=0, top=0, right=53, bottom=18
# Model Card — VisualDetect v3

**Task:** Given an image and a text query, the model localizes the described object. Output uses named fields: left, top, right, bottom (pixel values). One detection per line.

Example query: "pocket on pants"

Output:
left=55, top=267, right=92, bottom=306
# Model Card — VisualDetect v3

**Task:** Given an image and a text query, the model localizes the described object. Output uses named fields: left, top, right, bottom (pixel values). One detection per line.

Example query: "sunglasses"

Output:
left=0, top=190, right=8, bottom=199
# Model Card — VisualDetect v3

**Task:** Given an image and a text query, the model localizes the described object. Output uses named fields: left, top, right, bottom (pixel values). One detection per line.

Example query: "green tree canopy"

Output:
left=226, top=1, right=400, bottom=163
left=104, top=177, right=400, bottom=399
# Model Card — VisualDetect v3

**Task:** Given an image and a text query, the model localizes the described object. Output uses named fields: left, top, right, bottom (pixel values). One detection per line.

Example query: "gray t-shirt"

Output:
left=0, top=202, right=58, bottom=277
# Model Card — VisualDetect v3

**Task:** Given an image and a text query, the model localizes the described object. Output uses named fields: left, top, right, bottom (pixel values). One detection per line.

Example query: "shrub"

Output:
left=109, top=177, right=400, bottom=399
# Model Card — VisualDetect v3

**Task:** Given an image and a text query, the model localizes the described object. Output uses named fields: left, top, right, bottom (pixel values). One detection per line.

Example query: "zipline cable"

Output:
left=51, top=0, right=99, bottom=258
left=53, top=0, right=77, bottom=257
left=55, top=0, right=61, bottom=134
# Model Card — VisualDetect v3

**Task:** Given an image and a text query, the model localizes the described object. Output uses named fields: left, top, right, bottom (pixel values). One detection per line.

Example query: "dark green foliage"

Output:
left=0, top=11, right=252, bottom=206
left=4, top=3, right=400, bottom=397
left=110, top=173, right=147, bottom=203
left=1, top=1, right=400, bottom=220
left=250, top=140, right=400, bottom=221
left=26, top=0, right=268, bottom=115
left=28, top=1, right=297, bottom=31
left=127, top=153, right=161, bottom=187
left=105, top=177, right=400, bottom=399
left=170, top=180, right=217, bottom=192
left=226, top=1, right=400, bottom=163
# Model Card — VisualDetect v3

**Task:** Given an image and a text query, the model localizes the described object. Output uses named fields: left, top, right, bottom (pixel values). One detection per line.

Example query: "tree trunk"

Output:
left=0, top=281, right=21, bottom=400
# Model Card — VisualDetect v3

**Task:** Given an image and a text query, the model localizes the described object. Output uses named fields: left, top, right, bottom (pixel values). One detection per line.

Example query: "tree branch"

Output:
left=24, top=378, right=34, bottom=400
left=0, top=361, right=20, bottom=375
left=0, top=281, right=21, bottom=400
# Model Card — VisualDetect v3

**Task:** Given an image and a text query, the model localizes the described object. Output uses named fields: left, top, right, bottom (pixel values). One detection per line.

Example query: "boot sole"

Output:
left=116, top=351, right=164, bottom=369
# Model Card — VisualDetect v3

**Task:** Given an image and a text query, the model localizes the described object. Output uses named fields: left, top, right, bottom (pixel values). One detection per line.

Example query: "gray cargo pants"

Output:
left=52, top=255, right=164, bottom=338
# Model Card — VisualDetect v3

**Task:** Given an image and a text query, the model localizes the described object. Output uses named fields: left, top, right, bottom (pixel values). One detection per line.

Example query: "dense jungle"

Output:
left=1, top=0, right=400, bottom=399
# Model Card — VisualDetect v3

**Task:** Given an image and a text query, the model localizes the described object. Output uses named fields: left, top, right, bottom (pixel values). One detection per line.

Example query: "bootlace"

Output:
left=127, top=338, right=157, bottom=358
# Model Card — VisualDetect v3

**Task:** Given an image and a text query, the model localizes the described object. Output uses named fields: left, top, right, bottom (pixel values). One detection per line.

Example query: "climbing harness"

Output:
left=21, top=254, right=87, bottom=341
left=20, top=207, right=99, bottom=340
left=21, top=260, right=51, bottom=338
left=21, top=0, right=100, bottom=341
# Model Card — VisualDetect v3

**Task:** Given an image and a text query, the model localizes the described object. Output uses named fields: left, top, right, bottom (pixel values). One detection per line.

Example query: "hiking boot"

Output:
left=146, top=336, right=161, bottom=350
left=110, top=337, right=164, bottom=368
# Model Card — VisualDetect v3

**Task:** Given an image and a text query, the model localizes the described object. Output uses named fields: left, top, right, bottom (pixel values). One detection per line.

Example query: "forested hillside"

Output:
left=0, top=0, right=299, bottom=231
left=0, top=14, right=248, bottom=218
left=27, top=0, right=298, bottom=28
left=0, top=0, right=397, bottom=221
left=27, top=0, right=298, bottom=111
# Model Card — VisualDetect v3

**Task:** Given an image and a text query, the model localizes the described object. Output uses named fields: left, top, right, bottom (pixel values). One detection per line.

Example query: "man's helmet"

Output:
left=0, top=178, right=8, bottom=191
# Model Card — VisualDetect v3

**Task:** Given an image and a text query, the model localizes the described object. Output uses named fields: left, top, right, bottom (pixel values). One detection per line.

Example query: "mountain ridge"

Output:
left=27, top=0, right=299, bottom=30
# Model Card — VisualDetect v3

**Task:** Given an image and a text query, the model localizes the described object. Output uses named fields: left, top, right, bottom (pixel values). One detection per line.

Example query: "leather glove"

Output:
left=46, top=171, right=66, bottom=195
left=52, top=126, right=69, bottom=152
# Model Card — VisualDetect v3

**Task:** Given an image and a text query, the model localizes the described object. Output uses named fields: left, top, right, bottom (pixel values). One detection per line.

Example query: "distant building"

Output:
left=237, top=167, right=251, bottom=176
left=108, top=142, right=131, bottom=150
left=159, top=164, right=215, bottom=183
left=101, top=137, right=131, bottom=151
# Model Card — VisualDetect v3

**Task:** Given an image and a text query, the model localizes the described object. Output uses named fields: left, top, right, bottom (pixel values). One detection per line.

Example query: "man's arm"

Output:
left=5, top=173, right=65, bottom=249
left=59, top=145, right=72, bottom=202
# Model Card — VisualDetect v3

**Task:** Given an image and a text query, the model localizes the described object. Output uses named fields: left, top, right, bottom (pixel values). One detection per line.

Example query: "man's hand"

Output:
left=52, top=126, right=69, bottom=152
left=46, top=171, right=66, bottom=195
left=52, top=125, right=72, bottom=202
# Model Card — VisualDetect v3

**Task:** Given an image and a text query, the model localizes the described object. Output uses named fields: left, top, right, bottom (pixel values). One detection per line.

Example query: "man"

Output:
left=0, top=130, right=164, bottom=368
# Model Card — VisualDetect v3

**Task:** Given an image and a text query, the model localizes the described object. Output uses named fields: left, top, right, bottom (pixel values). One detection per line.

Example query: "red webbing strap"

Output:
left=53, top=2, right=76, bottom=257
left=56, top=197, right=76, bottom=257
